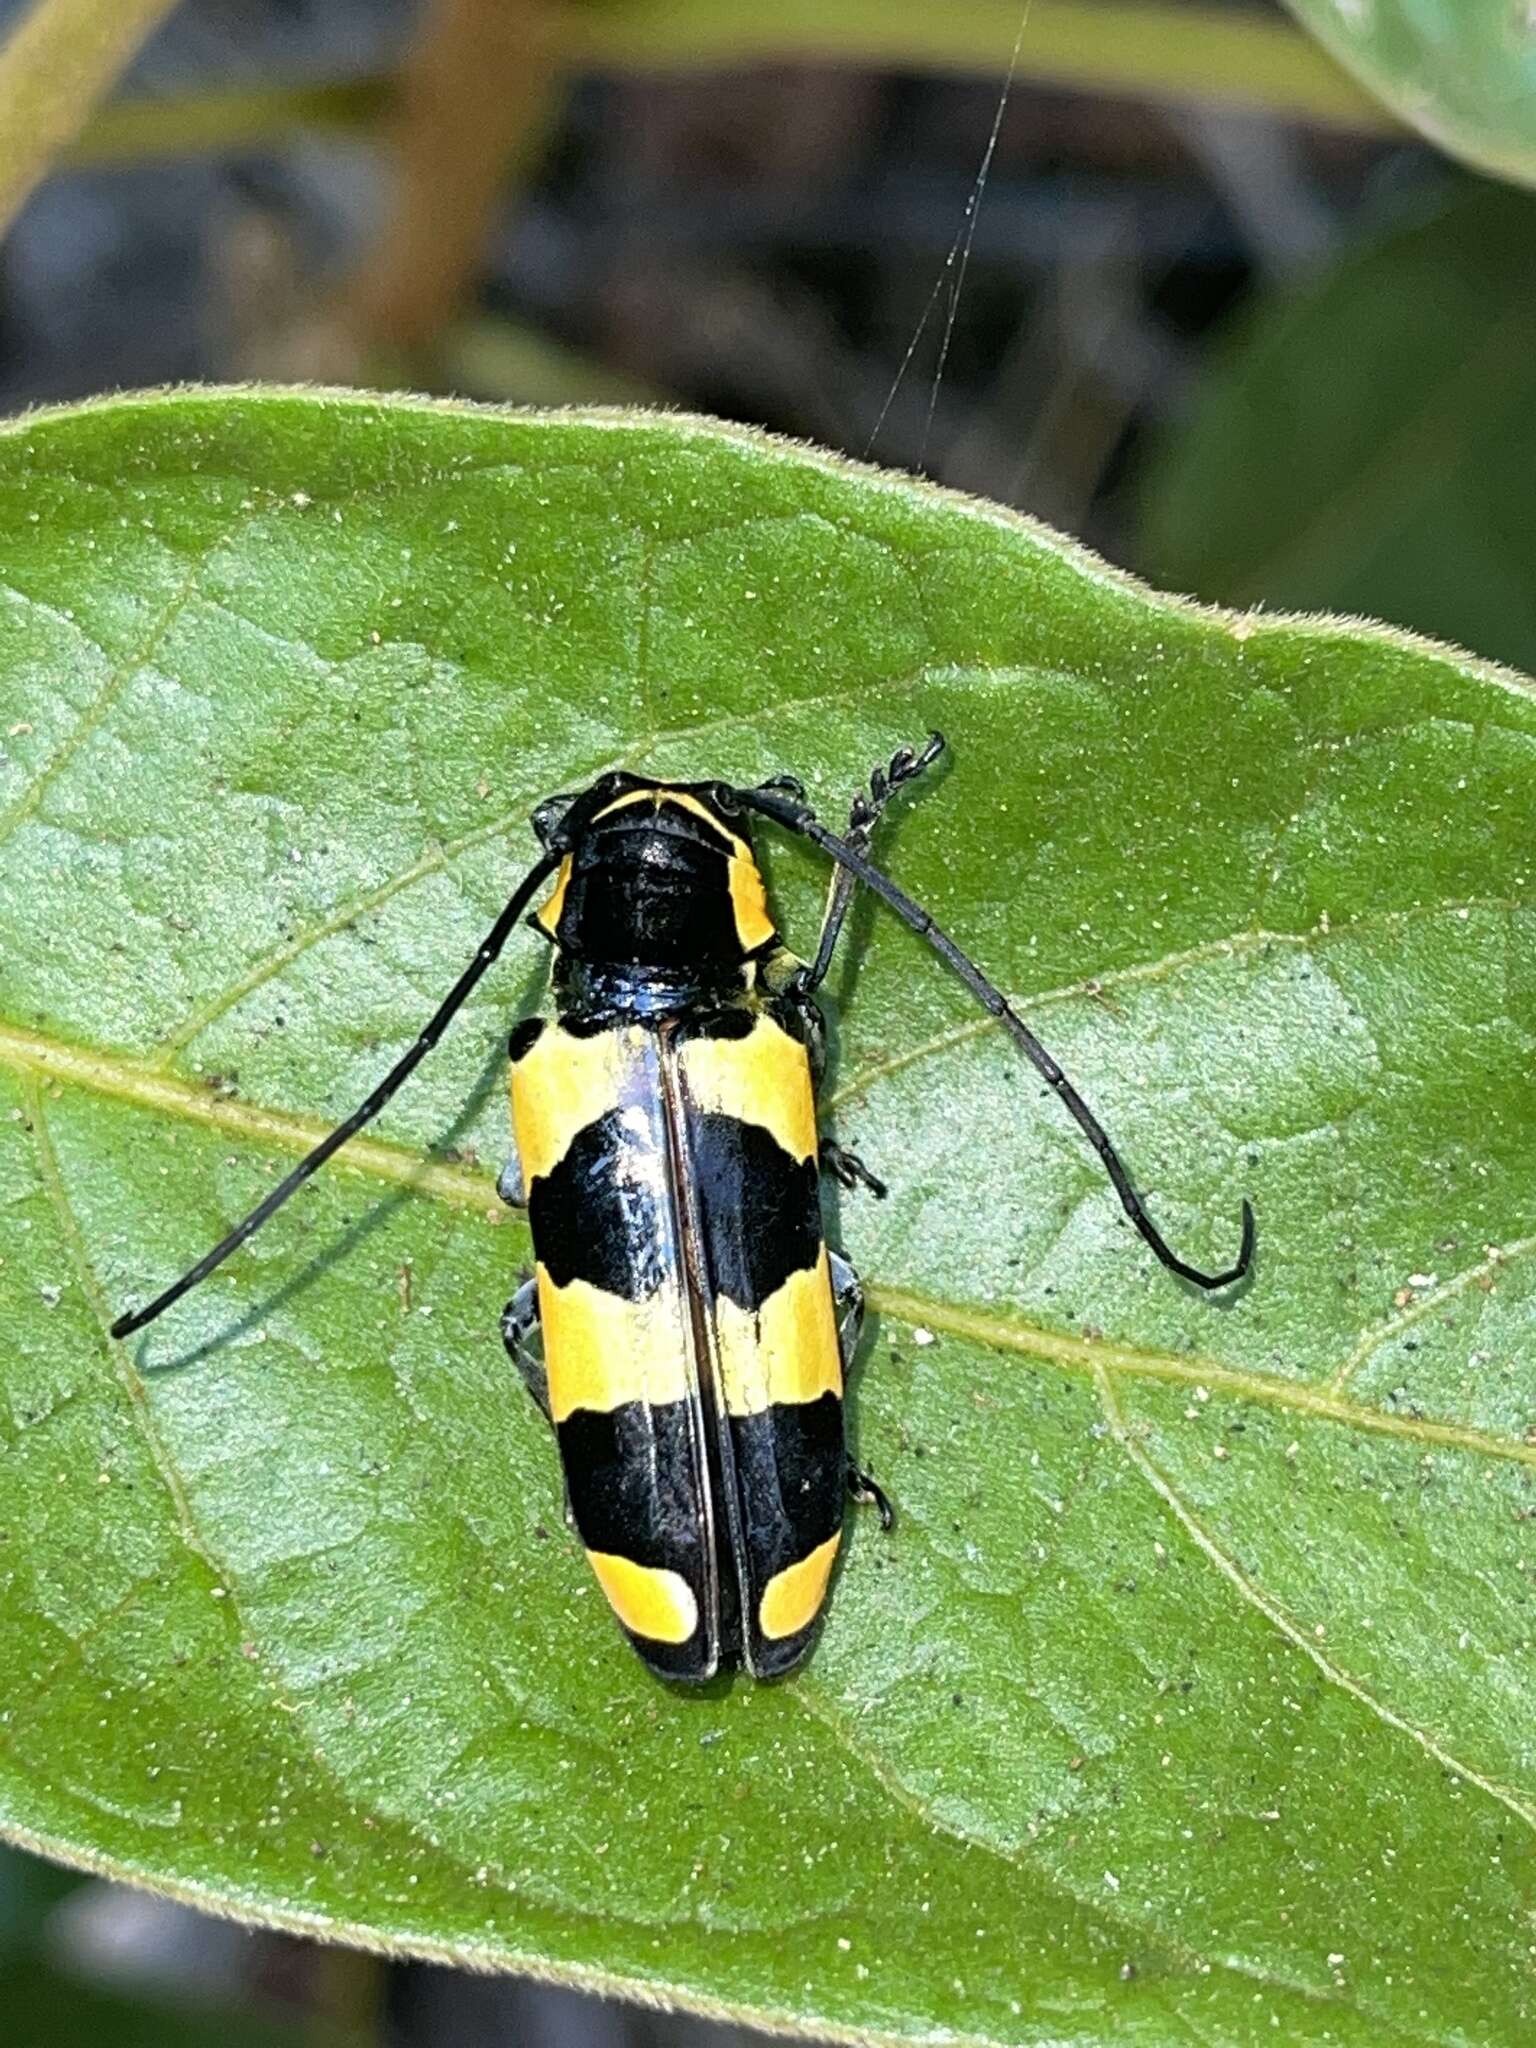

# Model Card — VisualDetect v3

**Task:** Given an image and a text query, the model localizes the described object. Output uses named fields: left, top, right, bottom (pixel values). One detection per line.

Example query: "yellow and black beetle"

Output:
left=113, top=737, right=1253, bottom=1680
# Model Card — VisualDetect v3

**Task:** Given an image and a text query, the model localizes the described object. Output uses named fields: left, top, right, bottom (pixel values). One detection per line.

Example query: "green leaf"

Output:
left=1136, top=177, right=1536, bottom=681
left=0, top=1948, right=345, bottom=2048
left=0, top=1842, right=78, bottom=1955
left=1, top=389, right=1534, bottom=2047
left=0, top=1844, right=362, bottom=2046
left=1282, top=0, right=1536, bottom=185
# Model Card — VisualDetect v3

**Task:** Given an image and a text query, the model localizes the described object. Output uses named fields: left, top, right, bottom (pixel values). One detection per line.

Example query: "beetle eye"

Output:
left=711, top=783, right=744, bottom=816
left=532, top=793, right=575, bottom=847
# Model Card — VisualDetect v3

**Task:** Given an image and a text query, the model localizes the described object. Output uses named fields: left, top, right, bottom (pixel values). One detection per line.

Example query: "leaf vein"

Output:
left=1328, top=1235, right=1536, bottom=1393
left=148, top=799, right=533, bottom=1064
left=829, top=894, right=1531, bottom=1114
left=0, top=510, right=255, bottom=850
left=23, top=1086, right=624, bottom=1930
left=872, top=1284, right=1536, bottom=1473
left=1093, top=1363, right=1536, bottom=1838
left=0, top=1571, right=165, bottom=1751
left=792, top=1683, right=1359, bottom=2017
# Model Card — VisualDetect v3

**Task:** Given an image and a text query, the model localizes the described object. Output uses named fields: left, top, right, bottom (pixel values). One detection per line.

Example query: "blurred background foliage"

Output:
left=0, top=0, right=1532, bottom=2044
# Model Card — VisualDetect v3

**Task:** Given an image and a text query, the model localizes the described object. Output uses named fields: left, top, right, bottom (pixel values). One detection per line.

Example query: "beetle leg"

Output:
left=780, top=980, right=828, bottom=1090
left=820, top=1138, right=886, bottom=1199
left=496, top=1139, right=526, bottom=1209
left=502, top=1281, right=577, bottom=1526
left=829, top=1249, right=865, bottom=1365
left=501, top=1277, right=548, bottom=1420
left=829, top=1249, right=895, bottom=1529
left=846, top=1462, right=895, bottom=1531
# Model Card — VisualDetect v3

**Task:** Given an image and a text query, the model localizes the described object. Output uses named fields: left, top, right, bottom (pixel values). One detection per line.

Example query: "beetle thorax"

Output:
left=536, top=785, right=777, bottom=995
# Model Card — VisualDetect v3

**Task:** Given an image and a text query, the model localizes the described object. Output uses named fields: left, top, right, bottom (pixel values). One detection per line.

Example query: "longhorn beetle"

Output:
left=113, top=737, right=1253, bottom=1681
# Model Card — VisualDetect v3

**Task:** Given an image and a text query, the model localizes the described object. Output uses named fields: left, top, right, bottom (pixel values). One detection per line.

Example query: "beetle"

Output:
left=113, top=736, right=1253, bottom=1680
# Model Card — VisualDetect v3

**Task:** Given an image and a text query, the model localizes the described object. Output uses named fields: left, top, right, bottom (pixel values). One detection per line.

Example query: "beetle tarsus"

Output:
left=819, top=1139, right=887, bottom=1199
left=846, top=1460, right=895, bottom=1531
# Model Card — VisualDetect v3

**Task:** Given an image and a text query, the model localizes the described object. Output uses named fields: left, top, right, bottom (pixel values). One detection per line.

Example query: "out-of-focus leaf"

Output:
left=1, top=391, right=1535, bottom=2047
left=1283, top=0, right=1536, bottom=184
left=0, top=1954, right=332, bottom=2048
left=0, top=1844, right=76, bottom=1955
left=0, top=1845, right=351, bottom=2044
left=1136, top=178, right=1536, bottom=678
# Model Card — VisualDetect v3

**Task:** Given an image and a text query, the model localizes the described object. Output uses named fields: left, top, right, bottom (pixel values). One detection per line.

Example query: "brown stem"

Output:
left=342, top=0, right=567, bottom=356
left=0, top=0, right=181, bottom=240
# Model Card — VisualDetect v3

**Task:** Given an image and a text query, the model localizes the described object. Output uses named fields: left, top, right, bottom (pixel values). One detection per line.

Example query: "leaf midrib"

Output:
left=3, top=1012, right=1530, bottom=1477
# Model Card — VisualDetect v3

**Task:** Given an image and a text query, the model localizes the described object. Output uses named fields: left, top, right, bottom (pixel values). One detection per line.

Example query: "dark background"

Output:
left=2, top=1, right=1530, bottom=2043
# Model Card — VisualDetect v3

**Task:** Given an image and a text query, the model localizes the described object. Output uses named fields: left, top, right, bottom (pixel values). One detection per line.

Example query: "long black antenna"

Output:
left=112, top=849, right=561, bottom=1339
left=740, top=775, right=1253, bottom=1291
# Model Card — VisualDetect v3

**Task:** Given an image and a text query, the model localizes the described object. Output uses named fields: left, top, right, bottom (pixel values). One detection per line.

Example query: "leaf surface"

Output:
left=1, top=390, right=1534, bottom=2047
